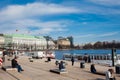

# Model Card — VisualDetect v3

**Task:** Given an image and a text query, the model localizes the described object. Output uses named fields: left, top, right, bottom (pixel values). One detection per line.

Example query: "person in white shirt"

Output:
left=105, top=69, right=116, bottom=80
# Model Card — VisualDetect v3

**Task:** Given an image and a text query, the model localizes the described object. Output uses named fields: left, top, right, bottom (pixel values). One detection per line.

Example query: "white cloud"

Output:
left=99, top=32, right=119, bottom=37
left=0, top=2, right=79, bottom=34
left=75, top=34, right=95, bottom=38
left=89, top=0, right=120, bottom=6
left=0, top=2, right=79, bottom=21
left=0, top=19, right=69, bottom=35
left=75, top=32, right=119, bottom=39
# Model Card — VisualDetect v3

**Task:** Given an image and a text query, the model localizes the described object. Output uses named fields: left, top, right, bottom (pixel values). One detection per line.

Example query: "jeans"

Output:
left=16, top=65, right=23, bottom=72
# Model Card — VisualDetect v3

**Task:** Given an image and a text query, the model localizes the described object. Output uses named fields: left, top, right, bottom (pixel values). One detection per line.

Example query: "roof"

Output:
left=4, top=34, right=45, bottom=39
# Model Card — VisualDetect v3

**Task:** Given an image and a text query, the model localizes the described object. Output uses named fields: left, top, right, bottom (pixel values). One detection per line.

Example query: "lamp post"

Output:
left=111, top=48, right=116, bottom=66
left=46, top=38, right=49, bottom=50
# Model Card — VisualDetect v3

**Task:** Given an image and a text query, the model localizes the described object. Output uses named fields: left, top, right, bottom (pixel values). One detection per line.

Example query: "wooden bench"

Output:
left=50, top=69, right=68, bottom=74
left=7, top=70, right=32, bottom=80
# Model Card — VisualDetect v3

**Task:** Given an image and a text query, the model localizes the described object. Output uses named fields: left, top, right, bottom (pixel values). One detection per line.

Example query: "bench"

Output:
left=50, top=69, right=68, bottom=74
left=2, top=66, right=17, bottom=71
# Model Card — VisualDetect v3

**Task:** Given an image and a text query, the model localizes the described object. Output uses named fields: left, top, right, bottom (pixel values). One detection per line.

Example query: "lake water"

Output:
left=54, top=49, right=120, bottom=60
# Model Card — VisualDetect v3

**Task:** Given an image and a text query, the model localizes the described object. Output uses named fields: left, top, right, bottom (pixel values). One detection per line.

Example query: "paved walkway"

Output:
left=0, top=56, right=120, bottom=80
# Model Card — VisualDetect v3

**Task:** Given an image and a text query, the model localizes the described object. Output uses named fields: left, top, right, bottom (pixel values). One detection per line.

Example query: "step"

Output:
left=50, top=69, right=68, bottom=74
left=7, top=70, right=32, bottom=80
left=2, top=66, right=17, bottom=71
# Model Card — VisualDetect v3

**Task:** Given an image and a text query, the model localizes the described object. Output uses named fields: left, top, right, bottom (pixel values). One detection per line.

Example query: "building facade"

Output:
left=57, top=38, right=71, bottom=49
left=4, top=34, right=55, bottom=51
left=0, top=34, right=5, bottom=50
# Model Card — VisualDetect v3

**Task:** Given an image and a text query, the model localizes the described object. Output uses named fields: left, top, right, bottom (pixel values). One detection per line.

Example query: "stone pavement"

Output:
left=0, top=56, right=120, bottom=80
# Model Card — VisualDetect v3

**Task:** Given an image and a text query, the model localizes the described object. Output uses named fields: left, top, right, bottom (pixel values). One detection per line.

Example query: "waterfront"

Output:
left=54, top=49, right=120, bottom=60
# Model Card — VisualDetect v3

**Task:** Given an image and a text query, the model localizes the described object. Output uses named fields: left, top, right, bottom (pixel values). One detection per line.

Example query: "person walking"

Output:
left=71, top=56, right=75, bottom=66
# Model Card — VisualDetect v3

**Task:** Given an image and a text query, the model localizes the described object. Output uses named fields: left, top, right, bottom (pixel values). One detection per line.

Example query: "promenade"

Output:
left=0, top=56, right=120, bottom=80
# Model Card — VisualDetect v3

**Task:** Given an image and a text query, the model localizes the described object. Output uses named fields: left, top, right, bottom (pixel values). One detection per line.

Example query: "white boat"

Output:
left=27, top=51, right=55, bottom=59
left=45, top=51, right=55, bottom=59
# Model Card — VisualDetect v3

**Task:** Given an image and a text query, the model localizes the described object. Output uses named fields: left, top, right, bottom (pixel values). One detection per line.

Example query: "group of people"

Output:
left=83, top=54, right=91, bottom=63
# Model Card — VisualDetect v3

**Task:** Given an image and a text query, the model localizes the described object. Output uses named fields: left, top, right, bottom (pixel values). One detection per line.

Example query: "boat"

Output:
left=26, top=51, right=55, bottom=59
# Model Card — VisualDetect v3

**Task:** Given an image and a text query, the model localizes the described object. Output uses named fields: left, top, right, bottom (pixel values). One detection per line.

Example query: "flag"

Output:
left=16, top=29, right=18, bottom=32
left=0, top=58, right=3, bottom=65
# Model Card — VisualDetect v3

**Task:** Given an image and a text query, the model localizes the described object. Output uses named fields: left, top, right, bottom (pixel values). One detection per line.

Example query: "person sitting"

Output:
left=11, top=56, right=24, bottom=72
left=90, top=64, right=96, bottom=73
left=47, top=57, right=51, bottom=62
left=105, top=69, right=116, bottom=80
left=59, top=61, right=65, bottom=71
left=55, top=60, right=59, bottom=66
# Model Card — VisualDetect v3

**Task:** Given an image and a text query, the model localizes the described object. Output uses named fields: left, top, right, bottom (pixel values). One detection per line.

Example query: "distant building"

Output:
left=57, top=38, right=71, bottom=49
left=57, top=36, right=74, bottom=49
left=0, top=34, right=5, bottom=49
left=67, top=36, right=74, bottom=48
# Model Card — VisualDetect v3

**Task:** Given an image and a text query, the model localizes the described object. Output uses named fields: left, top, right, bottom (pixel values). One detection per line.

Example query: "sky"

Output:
left=0, top=0, right=120, bottom=45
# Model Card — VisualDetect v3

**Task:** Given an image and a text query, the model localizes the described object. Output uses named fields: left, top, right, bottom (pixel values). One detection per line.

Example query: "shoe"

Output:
left=21, top=69, right=24, bottom=71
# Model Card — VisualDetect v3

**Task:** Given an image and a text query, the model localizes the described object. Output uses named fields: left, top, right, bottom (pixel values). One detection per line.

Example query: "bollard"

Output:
left=80, top=62, right=85, bottom=68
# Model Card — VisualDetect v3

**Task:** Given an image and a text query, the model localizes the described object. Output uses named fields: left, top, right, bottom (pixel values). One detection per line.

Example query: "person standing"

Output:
left=71, top=56, right=75, bottom=66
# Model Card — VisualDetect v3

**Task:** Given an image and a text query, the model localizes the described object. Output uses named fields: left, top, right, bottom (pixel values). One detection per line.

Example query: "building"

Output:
left=57, top=38, right=71, bottom=49
left=4, top=34, right=55, bottom=51
left=67, top=36, right=74, bottom=48
left=0, top=34, right=5, bottom=50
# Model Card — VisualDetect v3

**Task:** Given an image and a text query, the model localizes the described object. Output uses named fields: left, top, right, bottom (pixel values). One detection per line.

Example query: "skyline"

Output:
left=0, top=0, right=120, bottom=45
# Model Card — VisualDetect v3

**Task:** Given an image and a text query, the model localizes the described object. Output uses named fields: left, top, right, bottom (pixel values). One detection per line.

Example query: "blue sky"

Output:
left=0, top=0, right=120, bottom=45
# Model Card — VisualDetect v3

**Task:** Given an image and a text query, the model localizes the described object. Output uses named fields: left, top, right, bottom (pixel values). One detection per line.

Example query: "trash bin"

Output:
left=80, top=62, right=85, bottom=68
left=115, top=65, right=120, bottom=74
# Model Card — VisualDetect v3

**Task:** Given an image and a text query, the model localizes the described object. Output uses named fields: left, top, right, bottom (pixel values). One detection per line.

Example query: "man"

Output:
left=59, top=61, right=65, bottom=71
left=11, top=56, right=24, bottom=72
left=71, top=56, right=75, bottom=66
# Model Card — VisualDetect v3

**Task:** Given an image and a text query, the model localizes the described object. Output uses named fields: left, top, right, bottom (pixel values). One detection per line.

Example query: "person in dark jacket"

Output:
left=71, top=56, right=75, bottom=66
left=59, top=61, right=65, bottom=71
left=11, top=56, right=24, bottom=72
left=90, top=64, right=96, bottom=73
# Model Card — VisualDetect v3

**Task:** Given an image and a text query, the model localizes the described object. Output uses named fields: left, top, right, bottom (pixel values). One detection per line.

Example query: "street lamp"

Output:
left=46, top=38, right=49, bottom=50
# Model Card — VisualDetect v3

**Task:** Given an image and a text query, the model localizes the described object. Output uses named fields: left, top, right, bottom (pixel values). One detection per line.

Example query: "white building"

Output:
left=4, top=34, right=55, bottom=50
left=0, top=34, right=4, bottom=49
